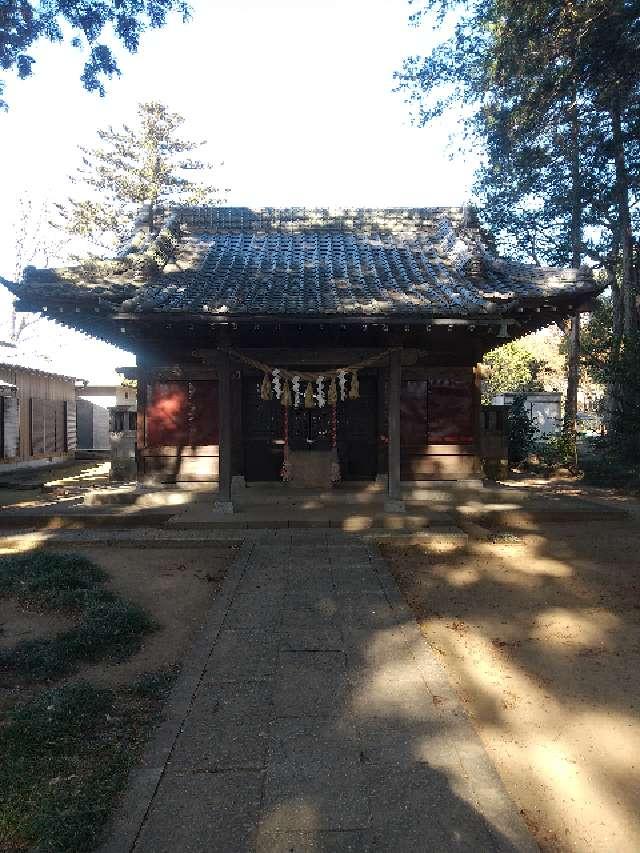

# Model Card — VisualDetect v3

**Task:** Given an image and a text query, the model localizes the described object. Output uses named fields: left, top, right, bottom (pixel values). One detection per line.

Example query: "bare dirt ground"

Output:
left=381, top=507, right=640, bottom=853
left=0, top=460, right=111, bottom=509
left=62, top=544, right=238, bottom=687
left=0, top=544, right=239, bottom=690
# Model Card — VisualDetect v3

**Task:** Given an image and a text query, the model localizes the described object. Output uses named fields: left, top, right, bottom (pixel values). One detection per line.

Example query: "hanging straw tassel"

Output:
left=281, top=379, right=292, bottom=408
left=349, top=369, right=360, bottom=399
left=304, top=382, right=315, bottom=408
left=328, top=376, right=337, bottom=406
left=261, top=372, right=273, bottom=400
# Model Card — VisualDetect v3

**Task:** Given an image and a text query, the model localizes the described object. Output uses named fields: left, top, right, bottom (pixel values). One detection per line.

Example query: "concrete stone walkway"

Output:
left=105, top=532, right=537, bottom=853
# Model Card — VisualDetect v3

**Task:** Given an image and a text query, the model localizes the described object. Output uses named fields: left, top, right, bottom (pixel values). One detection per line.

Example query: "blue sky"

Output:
left=0, top=0, right=476, bottom=380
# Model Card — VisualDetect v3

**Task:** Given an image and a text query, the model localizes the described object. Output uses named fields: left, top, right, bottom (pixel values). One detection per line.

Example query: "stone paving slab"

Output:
left=99, top=530, right=537, bottom=853
left=133, top=770, right=263, bottom=852
left=256, top=829, right=365, bottom=853
left=274, top=651, right=348, bottom=718
left=204, top=629, right=279, bottom=681
left=279, top=625, right=344, bottom=651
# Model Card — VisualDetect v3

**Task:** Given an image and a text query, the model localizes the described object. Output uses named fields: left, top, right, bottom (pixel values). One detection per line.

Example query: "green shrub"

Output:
left=507, top=394, right=539, bottom=465
left=535, top=432, right=577, bottom=468
left=582, top=439, right=640, bottom=489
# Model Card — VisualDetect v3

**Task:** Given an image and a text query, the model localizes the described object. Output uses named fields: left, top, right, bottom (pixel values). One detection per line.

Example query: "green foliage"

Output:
left=607, top=333, right=640, bottom=457
left=582, top=299, right=640, bottom=456
left=0, top=551, right=155, bottom=682
left=507, top=394, right=538, bottom=465
left=55, top=101, right=225, bottom=253
left=0, top=1, right=190, bottom=110
left=0, top=682, right=155, bottom=852
left=535, top=432, right=577, bottom=469
left=581, top=296, right=614, bottom=386
left=582, top=438, right=640, bottom=490
left=482, top=341, right=545, bottom=403
left=397, top=0, right=640, bottom=416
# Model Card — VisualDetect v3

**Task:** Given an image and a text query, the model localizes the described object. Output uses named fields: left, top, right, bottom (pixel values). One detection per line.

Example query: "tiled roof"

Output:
left=9, top=207, right=599, bottom=320
left=0, top=361, right=78, bottom=382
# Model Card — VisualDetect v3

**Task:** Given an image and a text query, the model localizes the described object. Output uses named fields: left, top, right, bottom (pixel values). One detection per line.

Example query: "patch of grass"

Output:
left=0, top=551, right=107, bottom=610
left=0, top=552, right=175, bottom=851
left=0, top=681, right=161, bottom=852
left=0, top=551, right=156, bottom=683
left=132, top=668, right=177, bottom=700
left=66, top=592, right=156, bottom=662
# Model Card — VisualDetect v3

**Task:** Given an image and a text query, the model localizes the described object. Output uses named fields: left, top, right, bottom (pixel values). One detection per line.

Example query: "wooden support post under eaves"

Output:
left=386, top=348, right=405, bottom=512
left=214, top=349, right=233, bottom=513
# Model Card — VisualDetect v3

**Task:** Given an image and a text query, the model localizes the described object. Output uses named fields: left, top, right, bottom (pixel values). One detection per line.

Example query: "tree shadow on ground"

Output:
left=380, top=511, right=640, bottom=852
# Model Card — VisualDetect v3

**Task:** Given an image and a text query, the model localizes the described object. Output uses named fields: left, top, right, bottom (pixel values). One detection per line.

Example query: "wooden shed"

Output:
left=0, top=362, right=77, bottom=467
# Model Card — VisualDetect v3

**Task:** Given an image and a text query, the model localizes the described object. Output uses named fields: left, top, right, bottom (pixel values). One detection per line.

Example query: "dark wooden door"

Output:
left=242, top=377, right=284, bottom=481
left=337, top=375, right=378, bottom=480
left=289, top=407, right=332, bottom=450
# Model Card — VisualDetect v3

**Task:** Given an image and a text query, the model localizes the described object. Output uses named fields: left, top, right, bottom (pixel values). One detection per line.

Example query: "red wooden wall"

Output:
left=400, top=369, right=481, bottom=479
left=140, top=379, right=220, bottom=482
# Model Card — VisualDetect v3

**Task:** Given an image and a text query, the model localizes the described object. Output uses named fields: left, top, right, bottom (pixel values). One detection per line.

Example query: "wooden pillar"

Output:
left=214, top=350, right=234, bottom=512
left=385, top=348, right=405, bottom=511
left=135, top=368, right=147, bottom=482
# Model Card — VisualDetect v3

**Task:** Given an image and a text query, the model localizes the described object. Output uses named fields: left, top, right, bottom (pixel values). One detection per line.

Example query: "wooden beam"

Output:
left=214, top=350, right=233, bottom=512
left=386, top=348, right=404, bottom=511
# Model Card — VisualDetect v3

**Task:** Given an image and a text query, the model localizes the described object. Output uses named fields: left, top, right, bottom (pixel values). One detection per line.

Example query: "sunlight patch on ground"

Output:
left=533, top=607, right=620, bottom=649
left=44, top=462, right=111, bottom=487
left=0, top=533, right=48, bottom=555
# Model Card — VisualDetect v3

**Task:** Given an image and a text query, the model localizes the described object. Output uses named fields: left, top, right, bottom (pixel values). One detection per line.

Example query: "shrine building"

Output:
left=5, top=206, right=600, bottom=510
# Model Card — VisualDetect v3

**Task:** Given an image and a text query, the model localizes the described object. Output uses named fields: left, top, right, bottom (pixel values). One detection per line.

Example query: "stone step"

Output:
left=80, top=479, right=486, bottom=509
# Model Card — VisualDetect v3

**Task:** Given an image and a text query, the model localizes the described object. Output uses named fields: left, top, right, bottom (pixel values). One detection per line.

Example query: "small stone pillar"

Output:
left=110, top=430, right=137, bottom=481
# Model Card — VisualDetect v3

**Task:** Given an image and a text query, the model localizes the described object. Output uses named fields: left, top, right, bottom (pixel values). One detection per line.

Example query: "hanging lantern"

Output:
left=281, top=378, right=292, bottom=408
left=316, top=375, right=326, bottom=407
left=260, top=372, right=273, bottom=400
left=304, top=382, right=315, bottom=408
left=328, top=376, right=337, bottom=406
left=349, top=369, right=360, bottom=399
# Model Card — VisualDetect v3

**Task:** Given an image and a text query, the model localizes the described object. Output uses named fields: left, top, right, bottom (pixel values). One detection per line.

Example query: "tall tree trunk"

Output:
left=564, top=98, right=581, bottom=441
left=609, top=105, right=638, bottom=441
left=603, top=246, right=622, bottom=432
left=610, top=105, right=637, bottom=336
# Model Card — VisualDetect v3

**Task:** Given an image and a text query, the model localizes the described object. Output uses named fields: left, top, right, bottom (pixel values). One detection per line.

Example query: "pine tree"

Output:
left=55, top=101, right=226, bottom=254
